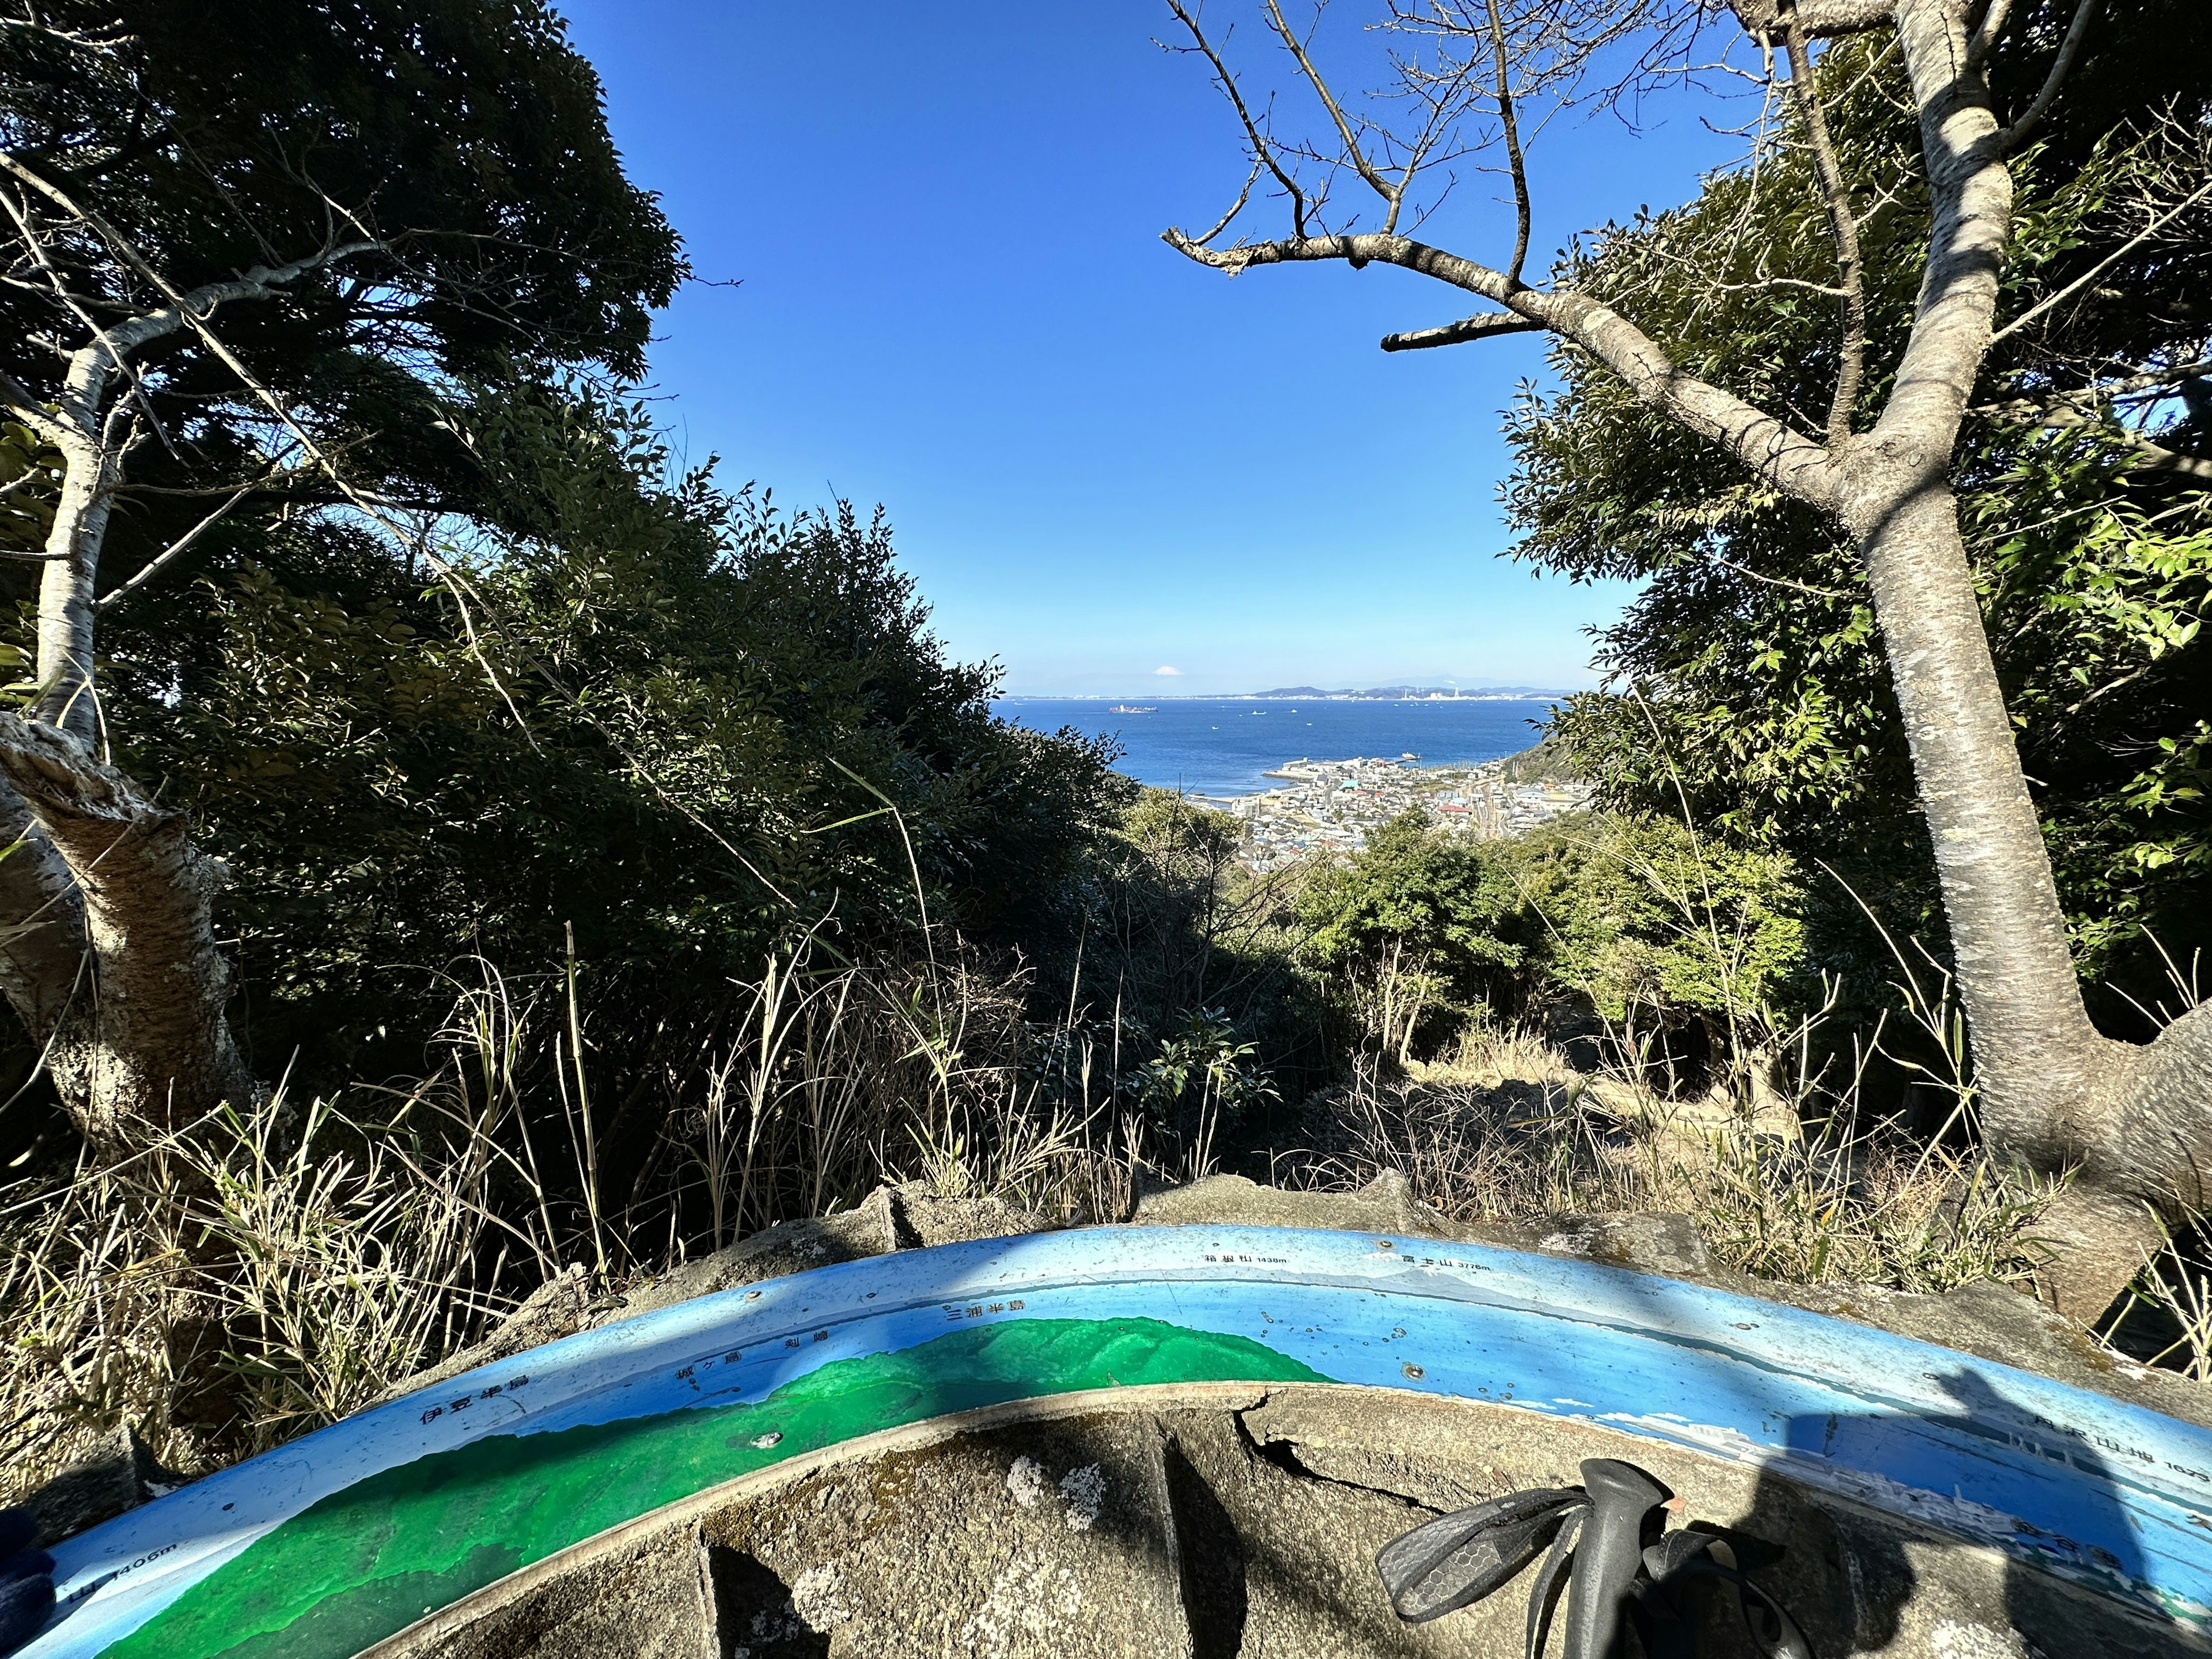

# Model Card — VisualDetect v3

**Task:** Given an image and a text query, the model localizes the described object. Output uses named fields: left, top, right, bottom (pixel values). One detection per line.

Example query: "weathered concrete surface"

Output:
left=20, top=1421, right=175, bottom=1545
left=377, top=1384, right=2202, bottom=1658
left=1131, top=1171, right=1438, bottom=1237
left=404, top=1523, right=715, bottom=1659
left=389, top=1409, right=1199, bottom=1659
left=694, top=1414, right=1193, bottom=1658
left=350, top=1171, right=2212, bottom=1656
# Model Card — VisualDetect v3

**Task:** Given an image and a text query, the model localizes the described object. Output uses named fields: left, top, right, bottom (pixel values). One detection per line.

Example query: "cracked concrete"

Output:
left=346, top=1175, right=2212, bottom=1656
left=371, top=1384, right=2201, bottom=1659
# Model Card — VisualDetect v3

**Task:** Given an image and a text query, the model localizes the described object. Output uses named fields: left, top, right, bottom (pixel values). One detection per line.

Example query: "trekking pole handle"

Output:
left=1558, top=1459, right=1669, bottom=1659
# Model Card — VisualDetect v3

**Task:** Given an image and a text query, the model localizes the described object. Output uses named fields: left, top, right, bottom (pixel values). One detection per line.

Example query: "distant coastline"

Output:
left=993, top=695, right=1557, bottom=797
left=1001, top=684, right=1577, bottom=704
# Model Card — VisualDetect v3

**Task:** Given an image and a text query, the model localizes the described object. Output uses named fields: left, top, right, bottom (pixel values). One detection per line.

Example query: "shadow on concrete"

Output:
left=1744, top=1366, right=2161, bottom=1656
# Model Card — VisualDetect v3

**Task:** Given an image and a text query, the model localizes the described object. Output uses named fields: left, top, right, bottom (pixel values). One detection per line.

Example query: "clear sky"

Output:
left=556, top=3, right=1740, bottom=697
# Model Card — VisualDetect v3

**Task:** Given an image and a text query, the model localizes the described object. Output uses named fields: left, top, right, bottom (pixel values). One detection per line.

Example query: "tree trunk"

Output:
left=32, top=435, right=109, bottom=744
left=0, top=717, right=255, bottom=1146
left=1158, top=0, right=2212, bottom=1321
left=0, top=343, right=262, bottom=1145
left=1842, top=0, right=2212, bottom=1318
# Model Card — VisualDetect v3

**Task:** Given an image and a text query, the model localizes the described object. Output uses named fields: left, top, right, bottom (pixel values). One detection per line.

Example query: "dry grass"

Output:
left=1280, top=1022, right=2058, bottom=1297
left=0, top=1091, right=520, bottom=1499
left=0, top=934, right=1139, bottom=1501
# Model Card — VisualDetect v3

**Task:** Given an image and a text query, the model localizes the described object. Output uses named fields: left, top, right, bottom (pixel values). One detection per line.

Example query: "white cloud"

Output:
left=1153, top=665, right=1183, bottom=676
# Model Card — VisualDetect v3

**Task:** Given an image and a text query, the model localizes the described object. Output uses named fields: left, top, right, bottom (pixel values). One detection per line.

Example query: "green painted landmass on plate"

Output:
left=102, top=1315, right=1327, bottom=1659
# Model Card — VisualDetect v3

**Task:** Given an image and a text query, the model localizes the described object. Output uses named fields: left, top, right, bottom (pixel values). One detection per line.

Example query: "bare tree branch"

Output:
left=94, top=480, right=253, bottom=611
left=1380, top=309, right=1543, bottom=350
left=1728, top=0, right=1892, bottom=41
left=1778, top=1, right=1869, bottom=444
left=1989, top=392, right=2212, bottom=484
left=1163, top=0, right=1318, bottom=237
left=1990, top=176, right=2212, bottom=344
left=1165, top=224, right=1839, bottom=506
left=1997, top=0, right=2099, bottom=155
left=1262, top=0, right=1403, bottom=212
left=1965, top=0, right=2016, bottom=67
left=1481, top=0, right=1532, bottom=281
left=0, top=365, right=70, bottom=448
left=1191, top=158, right=1265, bottom=245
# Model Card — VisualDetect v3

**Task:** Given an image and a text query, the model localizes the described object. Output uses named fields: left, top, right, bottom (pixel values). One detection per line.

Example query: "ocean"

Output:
left=992, top=696, right=1562, bottom=796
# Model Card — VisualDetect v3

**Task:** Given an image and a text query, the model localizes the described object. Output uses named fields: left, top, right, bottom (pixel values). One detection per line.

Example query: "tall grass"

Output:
left=1281, top=790, right=2062, bottom=1298
left=0, top=1090, right=518, bottom=1495
left=0, top=929, right=1143, bottom=1499
left=1279, top=1024, right=2057, bottom=1296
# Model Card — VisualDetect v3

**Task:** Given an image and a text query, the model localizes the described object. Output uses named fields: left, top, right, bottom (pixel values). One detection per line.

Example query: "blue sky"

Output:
left=558, top=3, right=1740, bottom=696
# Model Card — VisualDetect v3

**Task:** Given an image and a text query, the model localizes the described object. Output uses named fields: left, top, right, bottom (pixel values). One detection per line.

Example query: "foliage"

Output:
left=94, top=384, right=1127, bottom=1095
left=1281, top=1044, right=2053, bottom=1297
left=1293, top=811, right=1808, bottom=1077
left=1296, top=812, right=1521, bottom=1058
left=1506, top=28, right=2212, bottom=1020
left=0, top=1, right=688, bottom=609
left=1077, top=789, right=1325, bottom=1114
left=1136, top=1006, right=1278, bottom=1176
left=1506, top=816, right=1809, bottom=1040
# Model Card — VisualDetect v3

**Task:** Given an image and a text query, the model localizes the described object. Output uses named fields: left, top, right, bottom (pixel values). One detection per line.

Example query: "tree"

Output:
left=1510, top=27, right=2210, bottom=1029
left=0, top=1, right=681, bottom=1143
left=1159, top=0, right=2209, bottom=1313
left=1297, top=811, right=1521, bottom=1059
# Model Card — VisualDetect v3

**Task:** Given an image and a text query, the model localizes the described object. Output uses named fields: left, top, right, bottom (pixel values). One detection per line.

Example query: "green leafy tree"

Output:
left=111, top=385, right=1127, bottom=1093
left=1161, top=0, right=2212, bottom=1311
left=0, top=1, right=684, bottom=1145
left=1505, top=817, right=1810, bottom=1094
left=1515, top=36, right=2211, bottom=1013
left=1297, top=812, right=1521, bottom=1059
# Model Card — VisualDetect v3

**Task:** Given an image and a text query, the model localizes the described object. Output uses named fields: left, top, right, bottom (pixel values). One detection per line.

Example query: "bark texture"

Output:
left=1162, top=0, right=2212, bottom=1319
left=0, top=208, right=363, bottom=1146
left=0, top=717, right=253, bottom=1145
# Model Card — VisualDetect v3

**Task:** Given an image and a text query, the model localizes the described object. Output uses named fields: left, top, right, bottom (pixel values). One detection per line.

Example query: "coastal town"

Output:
left=1209, top=751, right=1595, bottom=873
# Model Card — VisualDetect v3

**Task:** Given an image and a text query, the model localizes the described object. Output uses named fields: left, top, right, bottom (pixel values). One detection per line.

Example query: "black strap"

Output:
left=1641, top=1551, right=1815, bottom=1659
left=1523, top=1503, right=1585, bottom=1659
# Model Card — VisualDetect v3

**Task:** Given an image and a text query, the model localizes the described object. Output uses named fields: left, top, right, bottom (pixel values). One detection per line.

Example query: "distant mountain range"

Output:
left=1228, top=684, right=1574, bottom=701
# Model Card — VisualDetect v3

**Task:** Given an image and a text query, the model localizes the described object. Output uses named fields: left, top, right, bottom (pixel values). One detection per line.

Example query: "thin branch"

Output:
left=1192, top=158, right=1264, bottom=246
left=1162, top=0, right=1316, bottom=238
left=1990, top=392, right=2212, bottom=484
left=1710, top=550, right=1854, bottom=599
left=1482, top=0, right=1532, bottom=283
left=1998, top=0, right=2099, bottom=156
left=1990, top=177, right=2212, bottom=344
left=1380, top=310, right=1542, bottom=351
left=1262, top=0, right=1399, bottom=210
left=1779, top=1, right=1868, bottom=444
left=1965, top=0, right=2016, bottom=68
left=1163, top=225, right=1839, bottom=510
left=0, top=366, right=69, bottom=448
left=94, top=481, right=253, bottom=611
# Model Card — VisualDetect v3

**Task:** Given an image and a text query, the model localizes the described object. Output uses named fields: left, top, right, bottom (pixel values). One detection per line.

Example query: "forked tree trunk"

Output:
left=0, top=353, right=257, bottom=1143
left=1160, top=0, right=2212, bottom=1320
left=1838, top=0, right=2212, bottom=1317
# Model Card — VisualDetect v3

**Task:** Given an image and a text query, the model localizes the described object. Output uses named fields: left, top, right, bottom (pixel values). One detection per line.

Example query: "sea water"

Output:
left=992, top=697, right=1560, bottom=797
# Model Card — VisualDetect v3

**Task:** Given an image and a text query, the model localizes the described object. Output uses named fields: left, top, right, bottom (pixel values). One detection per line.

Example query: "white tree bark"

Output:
left=1162, top=0, right=2211, bottom=1316
left=0, top=182, right=369, bottom=1138
left=0, top=717, right=254, bottom=1145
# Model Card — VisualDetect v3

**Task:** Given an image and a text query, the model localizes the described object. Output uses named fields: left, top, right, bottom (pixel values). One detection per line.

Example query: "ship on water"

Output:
left=1108, top=703, right=1157, bottom=713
